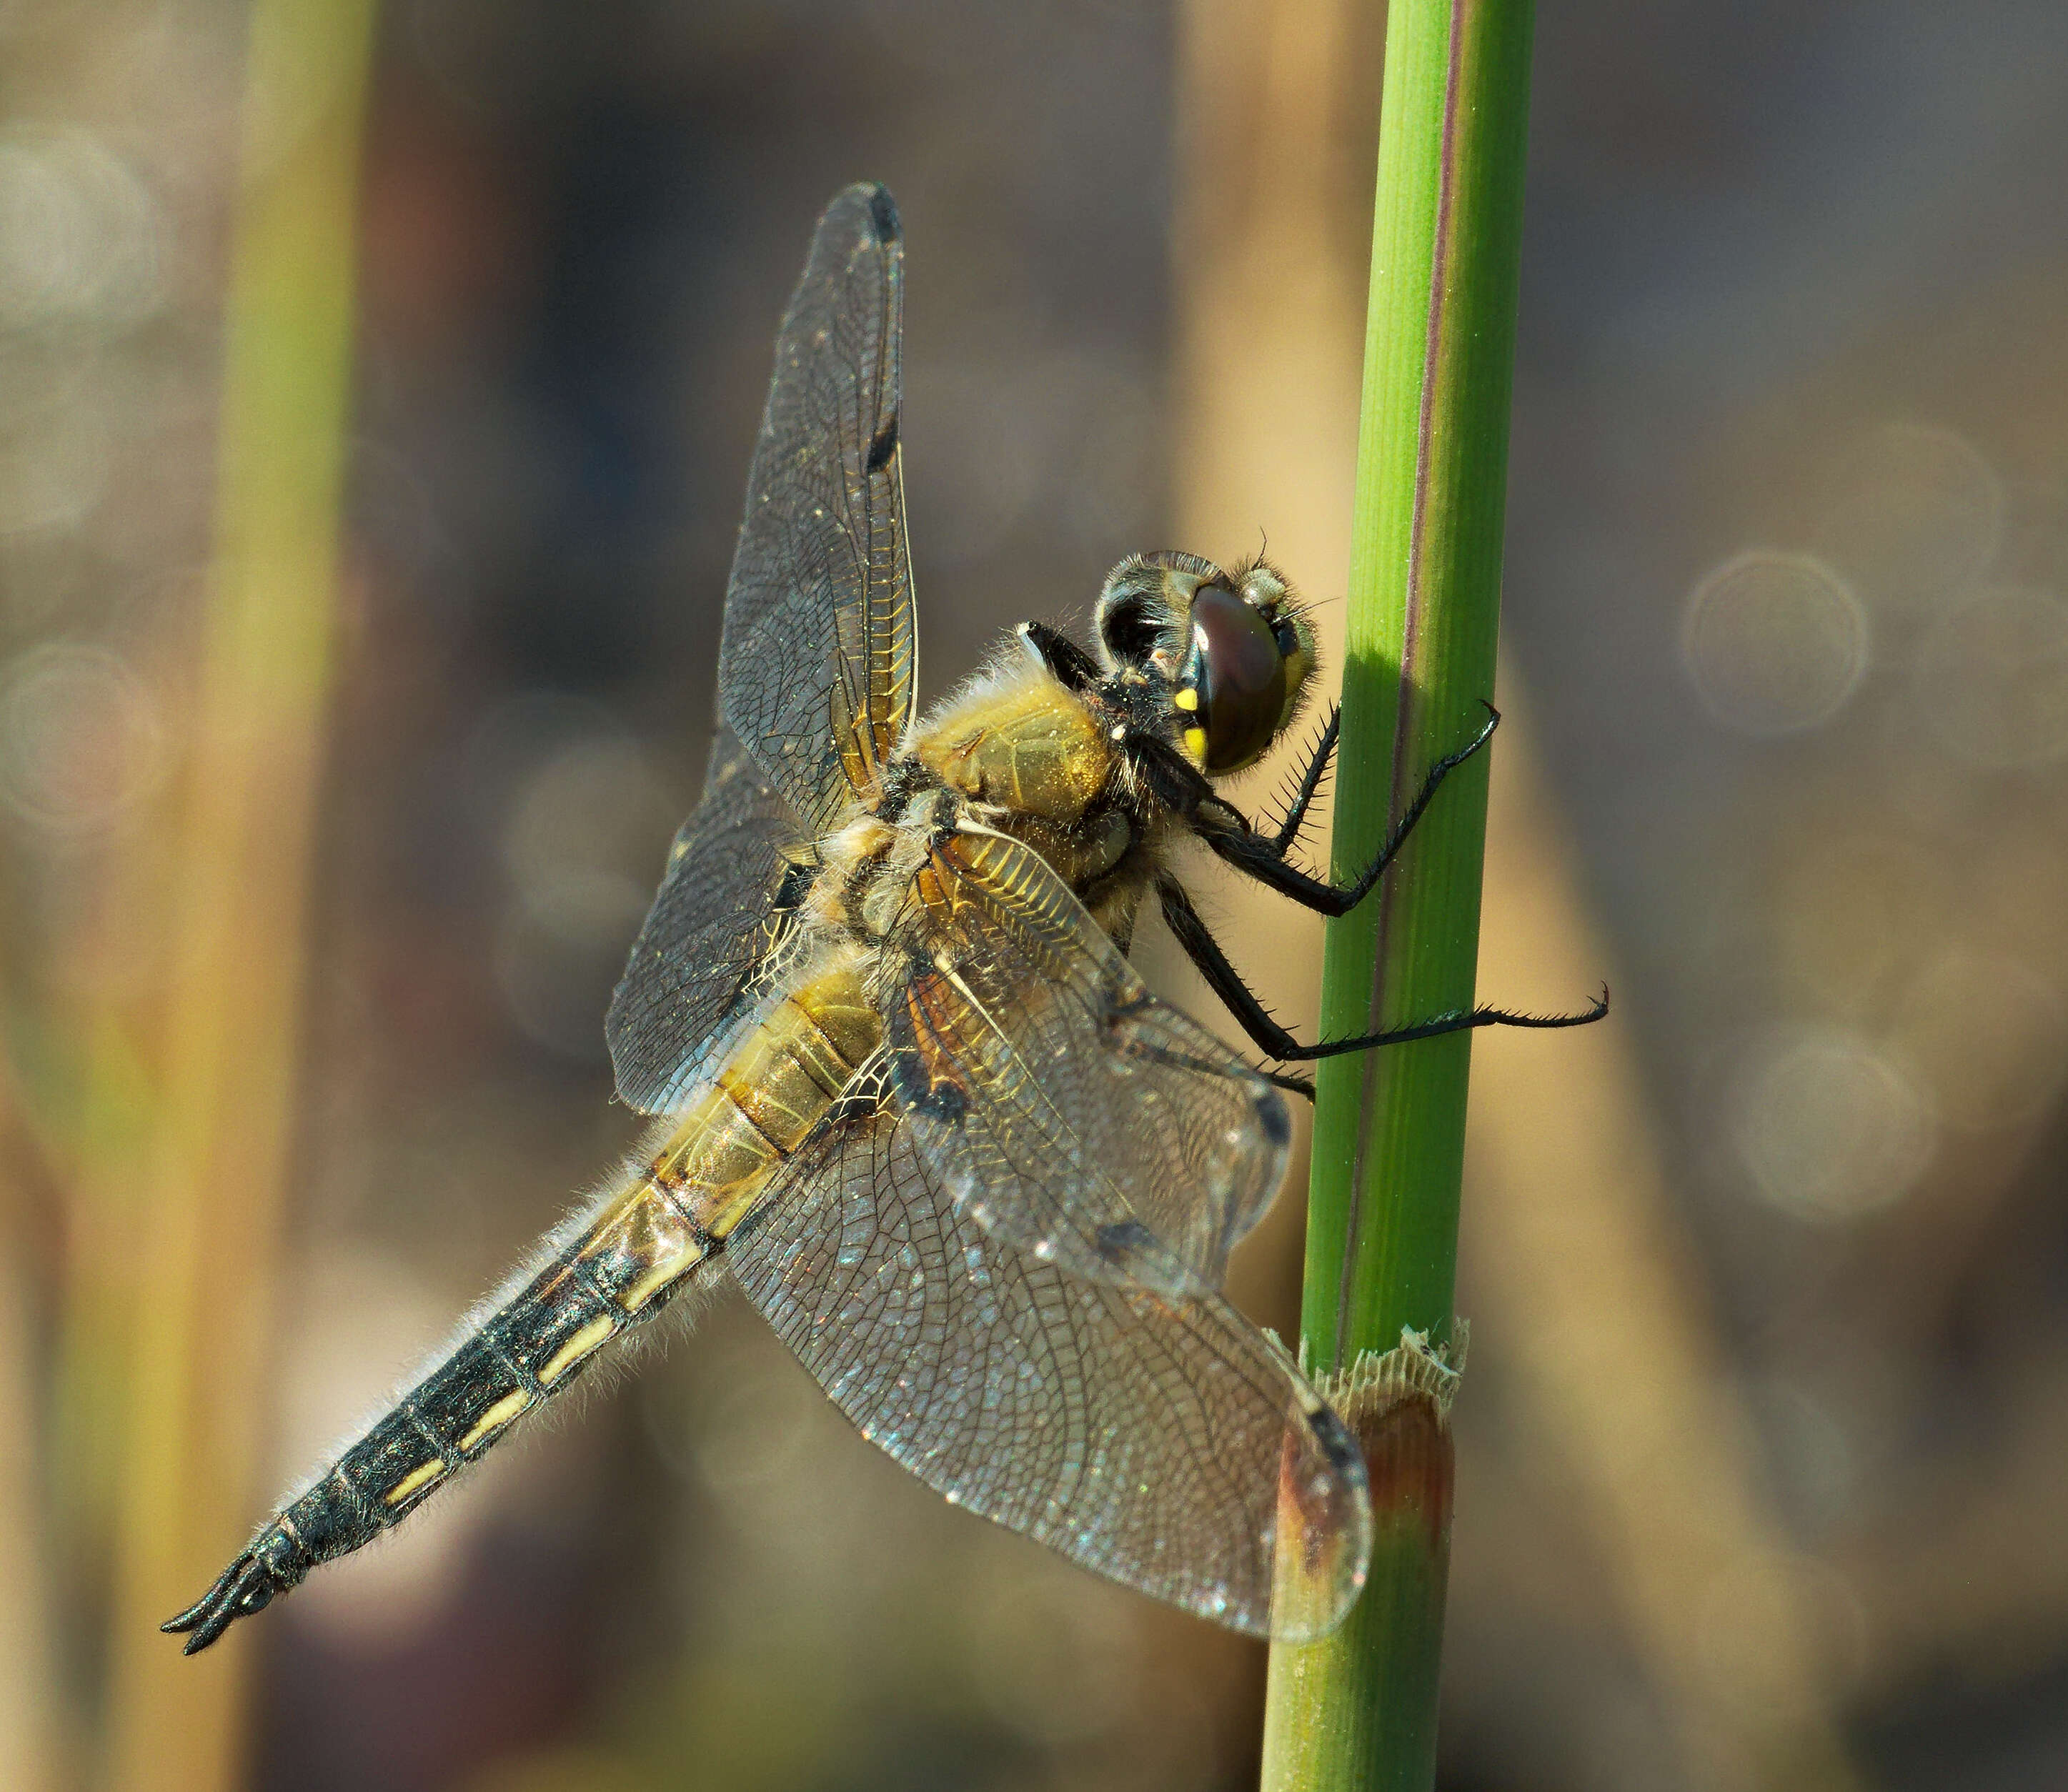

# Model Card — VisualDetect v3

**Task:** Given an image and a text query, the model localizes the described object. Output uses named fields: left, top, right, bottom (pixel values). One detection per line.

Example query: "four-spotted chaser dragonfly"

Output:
left=169, top=184, right=1600, bottom=1654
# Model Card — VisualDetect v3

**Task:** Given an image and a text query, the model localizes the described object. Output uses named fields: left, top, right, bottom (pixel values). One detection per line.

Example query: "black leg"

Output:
left=1265, top=707, right=1340, bottom=855
left=1156, top=874, right=1607, bottom=1065
left=1273, top=990, right=1611, bottom=1060
left=1203, top=704, right=1499, bottom=917
left=1158, top=875, right=1311, bottom=1062
left=1018, top=619, right=1102, bottom=694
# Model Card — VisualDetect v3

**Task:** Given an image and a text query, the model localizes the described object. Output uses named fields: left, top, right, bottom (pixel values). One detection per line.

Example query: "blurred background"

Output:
left=4, top=1, right=2068, bottom=1788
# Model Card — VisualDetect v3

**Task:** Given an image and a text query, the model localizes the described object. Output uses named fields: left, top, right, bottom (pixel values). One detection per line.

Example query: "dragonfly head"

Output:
left=1095, top=550, right=1317, bottom=776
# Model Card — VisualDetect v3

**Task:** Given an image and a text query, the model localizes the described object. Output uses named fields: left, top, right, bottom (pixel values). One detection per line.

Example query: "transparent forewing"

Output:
left=727, top=1080, right=1371, bottom=1639
left=720, top=182, right=915, bottom=830
left=607, top=729, right=813, bottom=1114
left=879, top=827, right=1291, bottom=1299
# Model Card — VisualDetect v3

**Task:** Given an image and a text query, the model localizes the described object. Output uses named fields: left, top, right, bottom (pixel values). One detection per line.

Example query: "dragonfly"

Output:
left=167, top=184, right=1601, bottom=1654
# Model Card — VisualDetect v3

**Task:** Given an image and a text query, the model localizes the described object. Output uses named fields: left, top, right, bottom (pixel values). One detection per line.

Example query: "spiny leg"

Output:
left=1264, top=706, right=1340, bottom=855
left=1203, top=703, right=1501, bottom=917
left=1124, top=703, right=1500, bottom=919
left=1155, top=874, right=1607, bottom=1073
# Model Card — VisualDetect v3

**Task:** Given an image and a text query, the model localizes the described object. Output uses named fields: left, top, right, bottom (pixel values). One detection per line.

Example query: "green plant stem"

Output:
left=1262, top=2, right=1536, bottom=1788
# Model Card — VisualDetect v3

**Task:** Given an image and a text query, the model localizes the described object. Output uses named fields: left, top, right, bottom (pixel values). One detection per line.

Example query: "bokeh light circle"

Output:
left=0, top=640, right=164, bottom=834
left=0, top=345, right=112, bottom=536
left=1682, top=550, right=1868, bottom=736
left=1891, top=949, right=2068, bottom=1131
left=0, top=126, right=164, bottom=330
left=1916, top=584, right=2068, bottom=769
left=1814, top=423, right=2004, bottom=620
left=1726, top=1024, right=1933, bottom=1223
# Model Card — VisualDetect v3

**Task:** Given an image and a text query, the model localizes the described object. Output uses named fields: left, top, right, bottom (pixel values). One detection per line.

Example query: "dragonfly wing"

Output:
left=607, top=728, right=813, bottom=1114
left=720, top=182, right=915, bottom=830
left=728, top=1074, right=1371, bottom=1640
left=884, top=826, right=1291, bottom=1300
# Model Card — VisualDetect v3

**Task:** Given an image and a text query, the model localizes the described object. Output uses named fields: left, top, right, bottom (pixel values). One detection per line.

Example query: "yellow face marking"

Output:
left=618, top=1243, right=702, bottom=1313
left=1183, top=725, right=1208, bottom=764
left=537, top=1314, right=615, bottom=1386
left=458, top=1389, right=532, bottom=1453
left=1278, top=648, right=1312, bottom=727
left=384, top=1459, right=446, bottom=1507
left=1173, top=686, right=1198, bottom=712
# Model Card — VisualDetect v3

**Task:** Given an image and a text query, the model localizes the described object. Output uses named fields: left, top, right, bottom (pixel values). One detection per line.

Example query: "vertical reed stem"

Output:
left=1261, top=3, right=1536, bottom=1786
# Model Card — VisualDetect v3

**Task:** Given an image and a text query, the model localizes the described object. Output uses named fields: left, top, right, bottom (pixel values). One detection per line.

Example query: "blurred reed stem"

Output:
left=102, top=2, right=377, bottom=1789
left=0, top=1062, right=61, bottom=1792
left=1261, top=3, right=1535, bottom=1787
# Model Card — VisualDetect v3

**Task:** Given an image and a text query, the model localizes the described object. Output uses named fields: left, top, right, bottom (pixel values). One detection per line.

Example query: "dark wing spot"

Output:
left=865, top=183, right=900, bottom=243
left=1095, top=1219, right=1158, bottom=1265
left=913, top=1080, right=968, bottom=1124
left=888, top=1046, right=969, bottom=1124
left=1308, top=1403, right=1363, bottom=1475
left=866, top=410, right=899, bottom=474
left=1258, top=1089, right=1292, bottom=1148
left=770, top=860, right=816, bottom=914
left=1101, top=988, right=1155, bottom=1035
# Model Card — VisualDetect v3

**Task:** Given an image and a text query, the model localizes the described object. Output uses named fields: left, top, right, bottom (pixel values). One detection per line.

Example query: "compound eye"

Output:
left=1185, top=584, right=1286, bottom=773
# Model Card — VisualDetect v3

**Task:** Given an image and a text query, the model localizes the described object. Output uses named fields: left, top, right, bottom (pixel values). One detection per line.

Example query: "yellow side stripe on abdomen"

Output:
left=537, top=1314, right=615, bottom=1386
left=458, top=1388, right=533, bottom=1453
left=383, top=1459, right=446, bottom=1507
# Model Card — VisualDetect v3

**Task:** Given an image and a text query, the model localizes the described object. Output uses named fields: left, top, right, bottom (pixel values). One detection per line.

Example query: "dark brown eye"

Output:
left=1185, top=584, right=1286, bottom=773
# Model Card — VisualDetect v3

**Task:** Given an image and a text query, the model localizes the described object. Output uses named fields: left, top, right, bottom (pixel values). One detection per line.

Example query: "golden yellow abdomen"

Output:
left=575, top=949, right=879, bottom=1316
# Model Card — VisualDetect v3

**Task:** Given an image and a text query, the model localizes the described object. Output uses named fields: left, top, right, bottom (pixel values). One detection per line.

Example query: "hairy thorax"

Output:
left=916, top=663, right=1163, bottom=927
left=811, top=663, right=1165, bottom=949
left=914, top=663, right=1114, bottom=822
